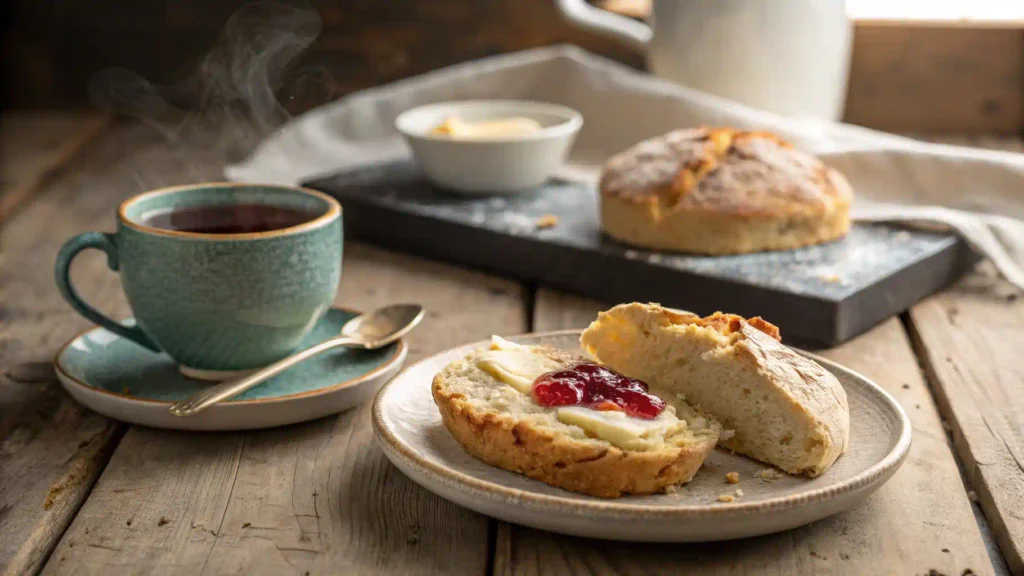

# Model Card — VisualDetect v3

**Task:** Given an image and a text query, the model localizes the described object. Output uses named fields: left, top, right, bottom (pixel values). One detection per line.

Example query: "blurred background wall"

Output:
left=1, top=1, right=640, bottom=110
left=3, top=0, right=1022, bottom=133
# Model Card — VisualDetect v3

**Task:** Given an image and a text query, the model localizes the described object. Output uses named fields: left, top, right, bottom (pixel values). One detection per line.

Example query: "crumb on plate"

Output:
left=725, top=471, right=740, bottom=484
left=717, top=494, right=735, bottom=503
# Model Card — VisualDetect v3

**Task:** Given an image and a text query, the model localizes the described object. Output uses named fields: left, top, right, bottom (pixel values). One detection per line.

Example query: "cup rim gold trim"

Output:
left=117, top=182, right=341, bottom=240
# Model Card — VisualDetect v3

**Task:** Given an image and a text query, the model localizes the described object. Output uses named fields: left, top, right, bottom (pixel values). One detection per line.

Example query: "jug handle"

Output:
left=555, top=0, right=652, bottom=52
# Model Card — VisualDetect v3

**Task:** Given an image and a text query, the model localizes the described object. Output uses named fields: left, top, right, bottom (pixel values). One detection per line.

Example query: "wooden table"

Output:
left=2, top=115, right=1022, bottom=576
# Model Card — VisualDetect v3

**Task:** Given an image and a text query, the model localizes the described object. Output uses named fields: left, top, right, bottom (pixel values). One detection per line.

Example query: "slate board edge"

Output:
left=836, top=234, right=978, bottom=342
left=308, top=173, right=975, bottom=346
left=324, top=193, right=884, bottom=345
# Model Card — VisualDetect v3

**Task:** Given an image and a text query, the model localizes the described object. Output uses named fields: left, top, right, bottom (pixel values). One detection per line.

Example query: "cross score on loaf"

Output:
left=599, top=128, right=853, bottom=255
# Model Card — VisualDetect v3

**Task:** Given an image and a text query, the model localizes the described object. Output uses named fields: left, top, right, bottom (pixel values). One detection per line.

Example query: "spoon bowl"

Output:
left=342, top=304, right=424, bottom=349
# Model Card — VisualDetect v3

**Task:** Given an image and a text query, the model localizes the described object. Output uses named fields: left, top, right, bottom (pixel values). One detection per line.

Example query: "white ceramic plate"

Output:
left=372, top=330, right=911, bottom=541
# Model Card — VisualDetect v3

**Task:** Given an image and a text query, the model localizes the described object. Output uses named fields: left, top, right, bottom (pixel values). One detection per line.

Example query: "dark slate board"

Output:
left=306, top=161, right=976, bottom=346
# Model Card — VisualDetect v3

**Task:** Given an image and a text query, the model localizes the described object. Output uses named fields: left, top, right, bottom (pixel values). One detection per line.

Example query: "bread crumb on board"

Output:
left=735, top=489, right=744, bottom=497
left=535, top=214, right=559, bottom=229
left=725, top=471, right=740, bottom=484
left=756, top=468, right=783, bottom=482
left=717, top=494, right=735, bottom=503
left=664, top=485, right=678, bottom=495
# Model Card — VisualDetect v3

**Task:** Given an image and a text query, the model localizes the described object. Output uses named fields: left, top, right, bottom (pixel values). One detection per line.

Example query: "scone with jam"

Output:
left=432, top=337, right=720, bottom=498
left=599, top=127, right=852, bottom=254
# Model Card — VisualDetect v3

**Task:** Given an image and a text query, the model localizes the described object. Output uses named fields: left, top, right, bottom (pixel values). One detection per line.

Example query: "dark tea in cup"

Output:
left=143, top=204, right=320, bottom=235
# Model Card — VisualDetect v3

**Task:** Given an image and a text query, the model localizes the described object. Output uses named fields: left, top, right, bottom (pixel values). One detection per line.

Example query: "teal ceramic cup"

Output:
left=55, top=183, right=342, bottom=380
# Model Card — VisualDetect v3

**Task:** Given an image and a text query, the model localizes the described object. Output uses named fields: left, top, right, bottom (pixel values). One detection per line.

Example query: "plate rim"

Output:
left=372, top=328, right=912, bottom=517
left=54, top=306, right=407, bottom=407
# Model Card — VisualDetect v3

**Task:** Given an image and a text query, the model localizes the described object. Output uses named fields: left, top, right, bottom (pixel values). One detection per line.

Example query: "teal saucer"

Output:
left=55, top=307, right=407, bottom=431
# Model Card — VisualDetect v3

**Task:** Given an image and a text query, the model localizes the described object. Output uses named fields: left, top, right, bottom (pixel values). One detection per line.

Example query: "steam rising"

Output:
left=89, top=1, right=333, bottom=166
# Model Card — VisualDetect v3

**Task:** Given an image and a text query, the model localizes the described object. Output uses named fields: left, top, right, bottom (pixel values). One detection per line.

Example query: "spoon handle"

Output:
left=168, top=336, right=358, bottom=417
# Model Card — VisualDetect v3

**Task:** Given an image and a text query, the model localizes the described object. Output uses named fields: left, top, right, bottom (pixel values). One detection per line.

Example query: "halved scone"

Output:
left=581, top=303, right=849, bottom=477
left=432, top=337, right=721, bottom=497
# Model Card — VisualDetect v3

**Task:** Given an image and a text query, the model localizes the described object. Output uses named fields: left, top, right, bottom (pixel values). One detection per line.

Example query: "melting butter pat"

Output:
left=432, top=116, right=542, bottom=139
left=556, top=406, right=682, bottom=451
left=476, top=337, right=562, bottom=394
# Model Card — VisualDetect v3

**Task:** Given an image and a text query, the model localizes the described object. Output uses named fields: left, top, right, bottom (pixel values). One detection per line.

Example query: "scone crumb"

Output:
left=719, top=429, right=735, bottom=441
left=717, top=494, right=735, bottom=503
left=756, top=468, right=783, bottom=482
left=664, top=485, right=678, bottom=495
left=725, top=472, right=740, bottom=484
left=535, top=214, right=559, bottom=229
left=735, top=489, right=745, bottom=497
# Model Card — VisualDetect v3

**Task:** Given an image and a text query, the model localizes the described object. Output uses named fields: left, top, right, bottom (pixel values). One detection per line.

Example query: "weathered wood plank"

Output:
left=0, top=111, right=110, bottom=223
left=907, top=264, right=1024, bottom=576
left=496, top=289, right=995, bottom=575
left=0, top=116, right=128, bottom=576
left=902, top=135, right=1024, bottom=576
left=37, top=120, right=524, bottom=574
left=845, top=26, right=1024, bottom=133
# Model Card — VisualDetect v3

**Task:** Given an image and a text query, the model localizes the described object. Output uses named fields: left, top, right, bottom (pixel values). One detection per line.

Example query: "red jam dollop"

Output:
left=532, top=363, right=665, bottom=419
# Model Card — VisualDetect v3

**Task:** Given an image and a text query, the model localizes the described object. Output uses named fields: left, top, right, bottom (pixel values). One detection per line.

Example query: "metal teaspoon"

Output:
left=168, top=303, right=425, bottom=417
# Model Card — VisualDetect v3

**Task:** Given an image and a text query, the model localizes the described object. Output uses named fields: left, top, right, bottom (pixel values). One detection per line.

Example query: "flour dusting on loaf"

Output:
left=599, top=127, right=852, bottom=254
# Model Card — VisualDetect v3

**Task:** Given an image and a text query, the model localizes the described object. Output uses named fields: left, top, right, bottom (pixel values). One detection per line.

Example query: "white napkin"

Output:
left=226, top=45, right=1024, bottom=291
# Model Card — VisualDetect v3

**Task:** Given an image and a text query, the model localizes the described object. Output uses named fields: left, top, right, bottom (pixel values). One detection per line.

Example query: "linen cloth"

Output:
left=226, top=45, right=1024, bottom=290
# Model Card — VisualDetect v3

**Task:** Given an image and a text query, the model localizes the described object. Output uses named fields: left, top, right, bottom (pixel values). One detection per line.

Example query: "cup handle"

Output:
left=55, top=232, right=160, bottom=351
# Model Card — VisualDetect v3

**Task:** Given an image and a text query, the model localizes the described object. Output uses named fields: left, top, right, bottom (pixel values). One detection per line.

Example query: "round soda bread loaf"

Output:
left=581, top=303, right=850, bottom=477
left=599, top=127, right=853, bottom=254
left=432, top=341, right=721, bottom=498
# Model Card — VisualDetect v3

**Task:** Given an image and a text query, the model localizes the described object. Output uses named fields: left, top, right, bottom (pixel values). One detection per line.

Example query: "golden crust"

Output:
left=730, top=321, right=850, bottom=476
left=682, top=311, right=782, bottom=342
left=431, top=351, right=718, bottom=498
left=599, top=128, right=853, bottom=254
left=581, top=303, right=850, bottom=477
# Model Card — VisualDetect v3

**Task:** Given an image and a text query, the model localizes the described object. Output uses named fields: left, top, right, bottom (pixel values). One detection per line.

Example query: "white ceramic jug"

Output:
left=556, top=0, right=852, bottom=121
